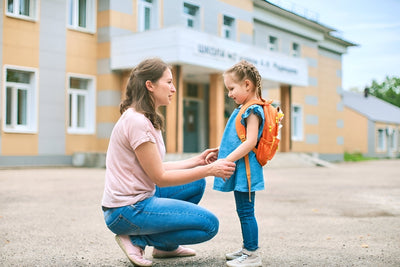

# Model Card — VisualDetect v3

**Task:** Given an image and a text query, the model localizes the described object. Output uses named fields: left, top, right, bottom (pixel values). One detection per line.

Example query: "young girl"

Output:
left=101, top=58, right=236, bottom=266
left=213, top=60, right=265, bottom=267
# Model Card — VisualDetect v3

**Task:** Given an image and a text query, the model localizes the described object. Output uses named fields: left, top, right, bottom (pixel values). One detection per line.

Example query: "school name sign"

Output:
left=195, top=43, right=308, bottom=86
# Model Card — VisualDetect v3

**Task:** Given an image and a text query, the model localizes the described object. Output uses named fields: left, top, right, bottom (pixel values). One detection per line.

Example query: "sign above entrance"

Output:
left=196, top=43, right=306, bottom=85
left=111, top=26, right=308, bottom=87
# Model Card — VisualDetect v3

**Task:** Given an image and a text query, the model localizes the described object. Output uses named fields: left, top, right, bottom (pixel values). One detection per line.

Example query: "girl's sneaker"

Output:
left=226, top=248, right=244, bottom=260
left=226, top=249, right=262, bottom=267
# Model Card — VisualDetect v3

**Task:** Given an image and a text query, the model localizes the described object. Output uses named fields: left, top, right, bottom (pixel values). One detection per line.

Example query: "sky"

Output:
left=280, top=0, right=400, bottom=90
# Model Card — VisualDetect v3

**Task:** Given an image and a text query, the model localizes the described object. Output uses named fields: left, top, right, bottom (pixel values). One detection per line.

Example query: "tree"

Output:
left=368, top=76, right=400, bottom=108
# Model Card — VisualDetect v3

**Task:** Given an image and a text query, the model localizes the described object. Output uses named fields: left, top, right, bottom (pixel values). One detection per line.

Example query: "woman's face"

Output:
left=148, top=68, right=176, bottom=108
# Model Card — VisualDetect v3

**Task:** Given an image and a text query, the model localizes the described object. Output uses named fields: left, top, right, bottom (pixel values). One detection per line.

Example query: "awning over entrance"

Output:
left=110, top=26, right=308, bottom=87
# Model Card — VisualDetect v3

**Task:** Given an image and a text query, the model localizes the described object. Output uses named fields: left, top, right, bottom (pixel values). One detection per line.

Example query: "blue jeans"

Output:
left=234, top=191, right=258, bottom=251
left=103, top=179, right=219, bottom=251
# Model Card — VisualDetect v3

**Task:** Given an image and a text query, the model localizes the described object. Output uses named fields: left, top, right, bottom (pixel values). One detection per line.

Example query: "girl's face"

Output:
left=224, top=73, right=254, bottom=105
left=147, top=68, right=176, bottom=108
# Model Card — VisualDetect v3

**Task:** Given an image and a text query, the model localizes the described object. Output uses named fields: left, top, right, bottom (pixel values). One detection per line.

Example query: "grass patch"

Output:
left=344, top=152, right=378, bottom=162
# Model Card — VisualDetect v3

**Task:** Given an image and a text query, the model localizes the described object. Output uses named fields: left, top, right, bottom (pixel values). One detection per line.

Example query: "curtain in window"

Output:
left=78, top=0, right=87, bottom=28
left=19, top=0, right=30, bottom=16
left=17, top=89, right=28, bottom=125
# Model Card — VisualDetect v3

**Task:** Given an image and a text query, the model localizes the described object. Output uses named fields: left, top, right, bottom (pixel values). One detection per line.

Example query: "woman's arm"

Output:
left=225, top=113, right=259, bottom=163
left=135, top=143, right=235, bottom=187
left=163, top=147, right=219, bottom=170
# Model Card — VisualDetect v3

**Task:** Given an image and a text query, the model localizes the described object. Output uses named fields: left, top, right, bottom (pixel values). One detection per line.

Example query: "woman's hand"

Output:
left=209, top=159, right=236, bottom=180
left=198, top=147, right=219, bottom=165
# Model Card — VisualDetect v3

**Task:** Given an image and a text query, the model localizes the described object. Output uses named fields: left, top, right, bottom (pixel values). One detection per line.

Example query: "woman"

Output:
left=101, top=58, right=236, bottom=266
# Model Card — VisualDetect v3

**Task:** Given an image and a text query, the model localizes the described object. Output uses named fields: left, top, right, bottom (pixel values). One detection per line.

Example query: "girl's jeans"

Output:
left=234, top=190, right=258, bottom=251
left=103, top=179, right=219, bottom=251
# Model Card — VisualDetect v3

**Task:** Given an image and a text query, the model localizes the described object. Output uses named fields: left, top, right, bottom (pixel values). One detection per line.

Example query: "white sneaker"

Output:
left=226, top=249, right=262, bottom=267
left=226, top=248, right=244, bottom=260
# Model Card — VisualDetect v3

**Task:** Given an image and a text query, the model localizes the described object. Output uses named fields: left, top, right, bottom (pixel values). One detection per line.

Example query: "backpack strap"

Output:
left=235, top=98, right=267, bottom=202
left=244, top=154, right=252, bottom=202
left=235, top=99, right=265, bottom=143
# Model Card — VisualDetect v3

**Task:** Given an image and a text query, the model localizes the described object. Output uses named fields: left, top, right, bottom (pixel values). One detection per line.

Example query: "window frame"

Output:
left=291, top=42, right=300, bottom=57
left=67, top=73, right=96, bottom=135
left=183, top=2, right=200, bottom=29
left=138, top=0, right=159, bottom=32
left=3, top=65, right=38, bottom=133
left=291, top=104, right=303, bottom=141
left=268, top=35, right=279, bottom=52
left=5, top=0, right=38, bottom=21
left=221, top=15, right=235, bottom=40
left=387, top=127, right=398, bottom=152
left=376, top=128, right=387, bottom=152
left=67, top=0, right=96, bottom=33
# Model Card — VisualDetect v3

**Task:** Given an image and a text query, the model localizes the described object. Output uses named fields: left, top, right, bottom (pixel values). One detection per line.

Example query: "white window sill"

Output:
left=6, top=13, right=37, bottom=22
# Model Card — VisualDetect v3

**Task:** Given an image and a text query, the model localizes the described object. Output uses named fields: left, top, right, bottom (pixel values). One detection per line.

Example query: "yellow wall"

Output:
left=65, top=29, right=98, bottom=154
left=65, top=30, right=97, bottom=75
left=317, top=53, right=343, bottom=154
left=2, top=17, right=40, bottom=67
left=343, top=108, right=368, bottom=153
left=97, top=10, right=135, bottom=32
left=237, top=20, right=253, bottom=41
left=1, top=133, right=38, bottom=155
left=1, top=16, right=40, bottom=155
left=219, top=0, right=253, bottom=11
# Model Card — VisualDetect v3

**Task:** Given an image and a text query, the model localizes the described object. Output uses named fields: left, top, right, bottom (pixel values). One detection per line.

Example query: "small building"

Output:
left=343, top=90, right=400, bottom=158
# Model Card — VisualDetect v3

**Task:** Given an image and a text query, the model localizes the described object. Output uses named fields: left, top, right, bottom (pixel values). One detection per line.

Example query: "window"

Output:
left=67, top=0, right=96, bottom=33
left=6, top=0, right=38, bottom=20
left=187, top=83, right=199, bottom=98
left=291, top=105, right=303, bottom=141
left=268, top=36, right=278, bottom=51
left=68, top=75, right=95, bottom=134
left=138, top=0, right=157, bottom=32
left=387, top=127, right=398, bottom=151
left=4, top=67, right=37, bottom=133
left=183, top=2, right=199, bottom=29
left=222, top=15, right=235, bottom=40
left=291, top=42, right=300, bottom=57
left=377, top=128, right=386, bottom=152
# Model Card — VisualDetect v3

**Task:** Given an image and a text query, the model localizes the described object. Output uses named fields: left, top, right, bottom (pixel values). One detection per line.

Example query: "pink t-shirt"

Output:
left=101, top=108, right=165, bottom=207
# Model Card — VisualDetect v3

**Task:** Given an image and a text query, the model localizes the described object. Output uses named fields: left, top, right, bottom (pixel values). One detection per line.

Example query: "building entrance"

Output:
left=183, top=100, right=201, bottom=152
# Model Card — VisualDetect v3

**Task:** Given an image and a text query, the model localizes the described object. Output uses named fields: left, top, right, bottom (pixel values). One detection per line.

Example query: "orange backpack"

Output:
left=235, top=98, right=284, bottom=200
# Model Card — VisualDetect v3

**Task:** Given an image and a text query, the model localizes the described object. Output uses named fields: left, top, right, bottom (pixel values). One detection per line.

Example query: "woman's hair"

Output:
left=224, top=60, right=262, bottom=98
left=120, top=58, right=170, bottom=130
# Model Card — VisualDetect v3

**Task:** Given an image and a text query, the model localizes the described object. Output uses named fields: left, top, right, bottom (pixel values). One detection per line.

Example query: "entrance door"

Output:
left=184, top=100, right=200, bottom=152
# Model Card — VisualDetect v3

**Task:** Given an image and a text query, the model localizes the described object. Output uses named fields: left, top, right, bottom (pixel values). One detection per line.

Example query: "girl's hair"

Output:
left=224, top=60, right=262, bottom=98
left=120, top=58, right=170, bottom=130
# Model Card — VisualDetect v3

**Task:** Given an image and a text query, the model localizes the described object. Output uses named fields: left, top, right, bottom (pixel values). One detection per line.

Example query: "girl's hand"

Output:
left=205, top=151, right=218, bottom=164
left=199, top=147, right=219, bottom=165
left=210, top=159, right=235, bottom=180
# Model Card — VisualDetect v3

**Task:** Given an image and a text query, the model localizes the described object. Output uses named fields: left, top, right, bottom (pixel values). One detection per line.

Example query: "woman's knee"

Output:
left=205, top=211, right=219, bottom=239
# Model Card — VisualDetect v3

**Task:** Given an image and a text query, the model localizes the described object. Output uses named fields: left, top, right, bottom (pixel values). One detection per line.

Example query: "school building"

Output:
left=1, top=0, right=358, bottom=167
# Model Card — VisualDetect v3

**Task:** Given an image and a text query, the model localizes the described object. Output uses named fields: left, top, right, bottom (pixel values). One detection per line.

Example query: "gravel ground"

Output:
left=1, top=159, right=399, bottom=266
